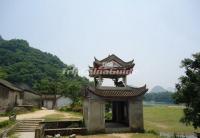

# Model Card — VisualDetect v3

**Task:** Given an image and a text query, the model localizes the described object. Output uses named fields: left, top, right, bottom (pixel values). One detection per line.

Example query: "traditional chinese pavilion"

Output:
left=83, top=54, right=148, bottom=133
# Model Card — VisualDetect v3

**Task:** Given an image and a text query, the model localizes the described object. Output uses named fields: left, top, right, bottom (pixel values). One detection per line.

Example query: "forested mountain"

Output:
left=144, top=91, right=174, bottom=104
left=150, top=85, right=168, bottom=93
left=0, top=38, right=65, bottom=86
left=145, top=85, right=174, bottom=103
left=0, top=37, right=90, bottom=101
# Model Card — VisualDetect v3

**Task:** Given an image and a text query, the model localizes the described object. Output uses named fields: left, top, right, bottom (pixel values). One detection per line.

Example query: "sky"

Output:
left=0, top=0, right=200, bottom=90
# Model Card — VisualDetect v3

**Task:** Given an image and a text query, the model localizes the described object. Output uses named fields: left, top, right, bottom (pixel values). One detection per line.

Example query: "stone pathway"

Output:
left=0, top=109, right=81, bottom=122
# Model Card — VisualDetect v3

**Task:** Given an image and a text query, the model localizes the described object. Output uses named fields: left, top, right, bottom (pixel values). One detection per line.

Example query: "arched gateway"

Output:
left=83, top=54, right=148, bottom=133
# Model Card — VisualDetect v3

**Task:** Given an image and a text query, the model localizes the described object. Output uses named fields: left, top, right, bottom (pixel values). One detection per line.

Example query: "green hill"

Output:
left=0, top=37, right=89, bottom=96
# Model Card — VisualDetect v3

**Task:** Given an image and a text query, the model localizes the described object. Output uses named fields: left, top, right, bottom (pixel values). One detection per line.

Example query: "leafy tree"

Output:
left=0, top=67, right=7, bottom=79
left=173, top=52, right=200, bottom=129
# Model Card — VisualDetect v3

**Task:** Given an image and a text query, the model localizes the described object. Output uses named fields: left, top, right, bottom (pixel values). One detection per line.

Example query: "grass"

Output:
left=64, top=111, right=82, bottom=117
left=0, top=120, right=15, bottom=129
left=0, top=120, right=16, bottom=134
left=43, top=112, right=82, bottom=122
left=144, top=105, right=200, bottom=133
left=44, top=114, right=66, bottom=121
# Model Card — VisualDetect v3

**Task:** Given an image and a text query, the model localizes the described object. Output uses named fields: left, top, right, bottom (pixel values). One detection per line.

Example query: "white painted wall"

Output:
left=56, top=97, right=72, bottom=108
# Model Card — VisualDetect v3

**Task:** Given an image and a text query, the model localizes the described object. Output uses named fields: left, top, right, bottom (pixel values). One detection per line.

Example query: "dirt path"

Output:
left=14, top=132, right=35, bottom=138
left=0, top=109, right=81, bottom=122
left=0, top=116, right=8, bottom=122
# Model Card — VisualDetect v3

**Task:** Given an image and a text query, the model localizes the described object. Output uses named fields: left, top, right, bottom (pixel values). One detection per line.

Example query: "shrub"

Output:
left=105, top=112, right=112, bottom=121
left=71, top=104, right=82, bottom=112
left=145, top=129, right=159, bottom=135
left=59, top=106, right=72, bottom=112
left=0, top=120, right=15, bottom=129
left=59, top=104, right=82, bottom=113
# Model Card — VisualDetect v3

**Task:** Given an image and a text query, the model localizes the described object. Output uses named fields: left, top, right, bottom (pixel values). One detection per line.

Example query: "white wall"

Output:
left=56, top=97, right=72, bottom=108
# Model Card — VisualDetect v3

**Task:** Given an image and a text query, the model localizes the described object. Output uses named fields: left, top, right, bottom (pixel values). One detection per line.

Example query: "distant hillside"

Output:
left=166, top=87, right=175, bottom=92
left=150, top=85, right=168, bottom=93
left=144, top=91, right=174, bottom=104
left=146, top=85, right=174, bottom=103
left=0, top=37, right=86, bottom=90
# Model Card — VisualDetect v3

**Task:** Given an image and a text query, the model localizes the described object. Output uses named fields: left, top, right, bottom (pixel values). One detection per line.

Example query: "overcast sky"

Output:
left=0, top=0, right=200, bottom=90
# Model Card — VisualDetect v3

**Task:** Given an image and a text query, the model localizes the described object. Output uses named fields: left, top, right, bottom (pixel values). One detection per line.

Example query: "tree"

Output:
left=0, top=67, right=7, bottom=79
left=173, top=52, right=200, bottom=129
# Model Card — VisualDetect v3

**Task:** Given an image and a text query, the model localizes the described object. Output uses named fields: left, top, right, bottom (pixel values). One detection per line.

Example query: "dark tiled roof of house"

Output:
left=23, top=89, right=41, bottom=96
left=87, top=85, right=148, bottom=98
left=0, top=79, right=22, bottom=92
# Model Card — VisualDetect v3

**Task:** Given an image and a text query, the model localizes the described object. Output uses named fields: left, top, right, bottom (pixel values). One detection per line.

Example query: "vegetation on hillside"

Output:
left=0, top=37, right=91, bottom=103
left=173, top=52, right=200, bottom=129
left=0, top=38, right=65, bottom=87
left=144, top=92, right=174, bottom=104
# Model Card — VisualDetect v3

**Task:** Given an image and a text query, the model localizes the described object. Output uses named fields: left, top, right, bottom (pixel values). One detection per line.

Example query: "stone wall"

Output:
left=0, top=84, right=9, bottom=111
left=83, top=98, right=89, bottom=128
left=8, top=90, right=22, bottom=106
left=0, top=84, right=22, bottom=112
left=128, top=96, right=144, bottom=132
left=84, top=98, right=105, bottom=133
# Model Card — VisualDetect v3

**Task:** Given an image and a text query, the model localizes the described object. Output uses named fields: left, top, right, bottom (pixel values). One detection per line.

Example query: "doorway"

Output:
left=105, top=101, right=129, bottom=128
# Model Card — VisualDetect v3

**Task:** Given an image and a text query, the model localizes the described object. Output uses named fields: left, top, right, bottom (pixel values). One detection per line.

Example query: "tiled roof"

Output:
left=0, top=79, right=22, bottom=92
left=24, top=89, right=41, bottom=96
left=87, top=85, right=148, bottom=98
left=93, top=54, right=135, bottom=68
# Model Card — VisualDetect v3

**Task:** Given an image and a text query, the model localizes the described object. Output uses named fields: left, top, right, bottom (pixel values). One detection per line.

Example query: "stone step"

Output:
left=18, top=123, right=39, bottom=125
left=19, top=120, right=42, bottom=122
left=18, top=126, right=39, bottom=128
left=16, top=127, right=38, bottom=129
left=16, top=126, right=39, bottom=128
left=18, top=124, right=39, bottom=126
left=16, top=127, right=37, bottom=129
left=19, top=123, right=40, bottom=125
left=18, top=122, right=41, bottom=124
left=15, top=119, right=43, bottom=132
left=105, top=127, right=131, bottom=133
left=18, top=119, right=43, bottom=121
left=15, top=129, right=36, bottom=132
left=18, top=120, right=43, bottom=122
left=19, top=122, right=41, bottom=124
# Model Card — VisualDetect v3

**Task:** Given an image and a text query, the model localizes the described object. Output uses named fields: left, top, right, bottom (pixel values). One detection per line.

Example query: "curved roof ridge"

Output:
left=87, top=85, right=148, bottom=98
left=94, top=54, right=134, bottom=66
